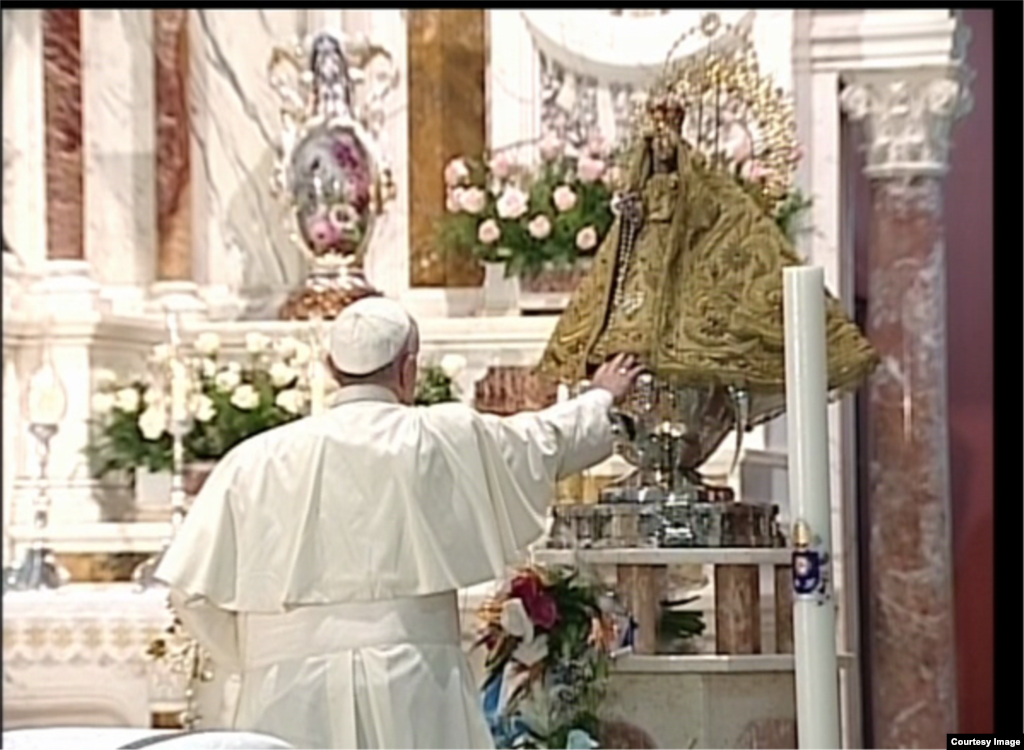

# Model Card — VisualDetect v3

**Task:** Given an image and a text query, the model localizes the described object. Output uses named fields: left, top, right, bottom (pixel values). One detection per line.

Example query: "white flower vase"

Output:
left=134, top=469, right=172, bottom=510
left=479, top=260, right=520, bottom=317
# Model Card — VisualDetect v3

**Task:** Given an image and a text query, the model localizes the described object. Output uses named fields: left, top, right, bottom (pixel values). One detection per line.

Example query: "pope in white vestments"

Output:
left=156, top=298, right=642, bottom=749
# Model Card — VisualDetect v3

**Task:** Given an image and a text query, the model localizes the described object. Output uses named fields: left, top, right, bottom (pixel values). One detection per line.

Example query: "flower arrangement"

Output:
left=725, top=147, right=813, bottom=243
left=86, top=332, right=324, bottom=477
left=476, top=565, right=633, bottom=749
left=414, top=354, right=466, bottom=407
left=437, top=133, right=618, bottom=278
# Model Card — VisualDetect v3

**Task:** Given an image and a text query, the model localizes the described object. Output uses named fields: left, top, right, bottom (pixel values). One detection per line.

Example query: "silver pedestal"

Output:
left=4, top=424, right=69, bottom=593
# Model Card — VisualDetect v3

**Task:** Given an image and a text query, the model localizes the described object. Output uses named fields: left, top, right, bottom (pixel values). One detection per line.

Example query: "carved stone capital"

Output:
left=840, top=65, right=974, bottom=179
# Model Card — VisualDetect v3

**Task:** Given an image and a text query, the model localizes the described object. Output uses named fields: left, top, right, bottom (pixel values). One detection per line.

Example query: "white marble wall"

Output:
left=81, top=10, right=157, bottom=294
left=188, top=9, right=308, bottom=316
left=2, top=9, right=47, bottom=273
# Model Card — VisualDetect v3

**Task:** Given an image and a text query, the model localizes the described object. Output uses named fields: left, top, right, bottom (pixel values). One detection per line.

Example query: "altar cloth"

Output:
left=1, top=728, right=293, bottom=749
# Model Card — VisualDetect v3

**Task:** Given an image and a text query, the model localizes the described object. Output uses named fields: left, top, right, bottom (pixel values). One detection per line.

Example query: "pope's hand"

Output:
left=590, top=354, right=645, bottom=404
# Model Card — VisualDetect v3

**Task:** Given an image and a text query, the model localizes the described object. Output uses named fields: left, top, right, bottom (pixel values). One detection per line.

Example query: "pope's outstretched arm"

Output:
left=479, top=387, right=617, bottom=484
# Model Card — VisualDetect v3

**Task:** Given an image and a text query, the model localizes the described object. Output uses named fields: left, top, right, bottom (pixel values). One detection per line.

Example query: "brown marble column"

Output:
left=841, top=68, right=973, bottom=748
left=406, top=9, right=487, bottom=288
left=153, top=10, right=192, bottom=283
left=42, top=9, right=84, bottom=261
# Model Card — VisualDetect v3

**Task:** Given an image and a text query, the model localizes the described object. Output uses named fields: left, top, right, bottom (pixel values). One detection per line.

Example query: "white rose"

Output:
left=495, top=187, right=528, bottom=220
left=527, top=215, right=552, bottom=240
left=200, top=358, right=218, bottom=378
left=477, top=219, right=501, bottom=245
left=290, top=342, right=313, bottom=367
left=191, top=394, right=217, bottom=423
left=269, top=361, right=298, bottom=388
left=214, top=368, right=242, bottom=392
left=276, top=336, right=302, bottom=359
left=512, top=633, right=549, bottom=667
left=227, top=361, right=242, bottom=374
left=439, top=354, right=467, bottom=379
left=576, top=225, right=599, bottom=251
left=458, top=187, right=488, bottom=215
left=552, top=185, right=578, bottom=212
left=446, top=188, right=464, bottom=213
left=91, top=392, right=115, bottom=414
left=245, top=332, right=271, bottom=354
left=500, top=598, right=535, bottom=643
left=143, top=387, right=163, bottom=406
left=275, top=388, right=305, bottom=416
left=229, top=384, right=260, bottom=411
left=151, top=344, right=173, bottom=363
left=114, top=387, right=141, bottom=413
left=138, top=407, right=168, bottom=441
left=194, top=332, right=221, bottom=356
left=93, top=369, right=118, bottom=390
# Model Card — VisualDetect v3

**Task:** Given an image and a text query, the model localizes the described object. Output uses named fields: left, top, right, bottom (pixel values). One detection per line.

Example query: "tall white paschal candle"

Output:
left=782, top=266, right=841, bottom=749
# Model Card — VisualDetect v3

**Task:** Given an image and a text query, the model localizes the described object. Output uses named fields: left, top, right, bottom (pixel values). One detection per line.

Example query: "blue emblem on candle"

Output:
left=791, top=519, right=829, bottom=603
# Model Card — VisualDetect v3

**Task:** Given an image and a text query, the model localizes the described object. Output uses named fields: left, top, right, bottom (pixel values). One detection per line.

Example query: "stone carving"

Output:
left=539, top=53, right=601, bottom=149
left=840, top=72, right=973, bottom=178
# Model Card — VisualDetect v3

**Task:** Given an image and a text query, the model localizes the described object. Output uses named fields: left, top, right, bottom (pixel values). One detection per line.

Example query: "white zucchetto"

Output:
left=328, top=297, right=414, bottom=375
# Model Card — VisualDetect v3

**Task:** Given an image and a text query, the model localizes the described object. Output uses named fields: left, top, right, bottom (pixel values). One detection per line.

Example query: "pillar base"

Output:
left=147, top=280, right=207, bottom=319
left=34, top=259, right=104, bottom=320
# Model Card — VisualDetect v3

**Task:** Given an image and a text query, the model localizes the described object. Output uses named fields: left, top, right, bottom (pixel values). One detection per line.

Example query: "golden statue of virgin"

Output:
left=539, top=89, right=877, bottom=479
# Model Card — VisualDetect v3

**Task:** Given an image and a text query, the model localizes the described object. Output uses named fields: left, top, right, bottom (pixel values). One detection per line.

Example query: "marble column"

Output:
left=41, top=8, right=100, bottom=316
left=406, top=9, right=487, bottom=288
left=841, top=65, right=973, bottom=747
left=149, top=9, right=204, bottom=316
left=42, top=9, right=83, bottom=262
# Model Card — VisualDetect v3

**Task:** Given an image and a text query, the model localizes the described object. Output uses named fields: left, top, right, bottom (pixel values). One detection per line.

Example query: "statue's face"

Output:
left=290, top=123, right=376, bottom=258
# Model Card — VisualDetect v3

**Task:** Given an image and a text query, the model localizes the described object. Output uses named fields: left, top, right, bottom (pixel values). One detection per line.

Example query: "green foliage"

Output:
left=414, top=365, right=459, bottom=406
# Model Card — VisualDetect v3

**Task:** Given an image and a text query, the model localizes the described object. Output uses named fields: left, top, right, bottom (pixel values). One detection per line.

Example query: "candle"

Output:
left=556, top=383, right=570, bottom=403
left=27, top=365, right=68, bottom=427
left=310, top=359, right=326, bottom=416
left=169, top=361, right=189, bottom=424
left=782, top=266, right=841, bottom=750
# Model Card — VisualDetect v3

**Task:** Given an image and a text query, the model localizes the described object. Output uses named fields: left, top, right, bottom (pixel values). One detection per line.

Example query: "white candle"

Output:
left=782, top=266, right=841, bottom=750
left=169, top=361, right=189, bottom=424
left=556, top=383, right=570, bottom=403
left=310, top=360, right=326, bottom=416
left=27, top=365, right=68, bottom=427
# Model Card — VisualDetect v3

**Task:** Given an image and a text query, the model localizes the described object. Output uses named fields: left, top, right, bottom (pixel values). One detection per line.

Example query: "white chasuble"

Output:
left=156, top=384, right=615, bottom=749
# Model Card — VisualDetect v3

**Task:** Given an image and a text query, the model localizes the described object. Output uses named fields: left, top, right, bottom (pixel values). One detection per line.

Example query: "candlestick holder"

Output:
left=3, top=421, right=71, bottom=592
left=132, top=413, right=194, bottom=591
left=133, top=311, right=196, bottom=591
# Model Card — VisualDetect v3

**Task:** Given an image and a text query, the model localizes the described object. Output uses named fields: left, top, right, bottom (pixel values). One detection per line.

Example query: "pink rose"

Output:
left=744, top=161, right=768, bottom=182
left=443, top=158, right=470, bottom=187
left=528, top=215, right=552, bottom=240
left=576, top=226, right=599, bottom=251
left=552, top=185, right=578, bottom=213
left=459, top=186, right=487, bottom=215
left=577, top=156, right=606, bottom=183
left=586, top=134, right=609, bottom=157
left=496, top=187, right=528, bottom=220
left=488, top=153, right=512, bottom=179
left=539, top=132, right=564, bottom=162
left=446, top=188, right=464, bottom=213
left=477, top=219, right=501, bottom=245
